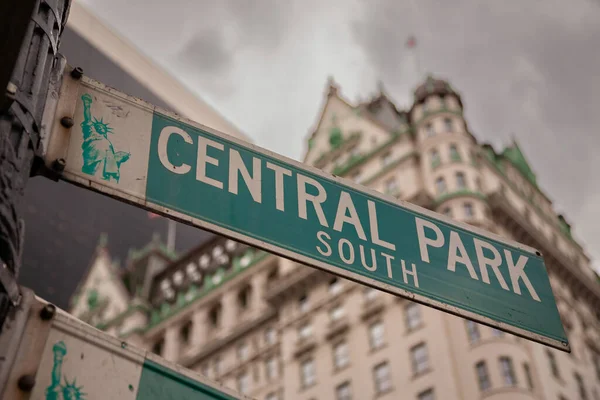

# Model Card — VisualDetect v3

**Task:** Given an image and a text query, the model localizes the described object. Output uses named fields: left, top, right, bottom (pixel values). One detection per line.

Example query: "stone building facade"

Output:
left=70, top=76, right=600, bottom=400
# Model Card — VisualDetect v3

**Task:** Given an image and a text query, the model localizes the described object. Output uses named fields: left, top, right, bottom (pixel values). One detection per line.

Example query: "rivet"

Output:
left=17, top=375, right=35, bottom=391
left=71, top=67, right=83, bottom=79
left=60, top=116, right=74, bottom=128
left=52, top=158, right=66, bottom=173
left=39, top=304, right=56, bottom=321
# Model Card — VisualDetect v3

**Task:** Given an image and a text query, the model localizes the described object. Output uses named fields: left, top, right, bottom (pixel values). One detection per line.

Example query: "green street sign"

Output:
left=46, top=73, right=569, bottom=352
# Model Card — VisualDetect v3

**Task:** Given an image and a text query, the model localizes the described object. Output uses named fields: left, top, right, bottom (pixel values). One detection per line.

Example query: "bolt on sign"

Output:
left=45, top=71, right=569, bottom=352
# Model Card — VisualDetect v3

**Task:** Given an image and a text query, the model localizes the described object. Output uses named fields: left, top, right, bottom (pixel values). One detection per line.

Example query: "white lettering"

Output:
left=359, top=245, right=377, bottom=271
left=297, top=174, right=329, bottom=227
left=228, top=149, right=262, bottom=203
left=368, top=200, right=396, bottom=251
left=196, top=137, right=224, bottom=189
left=266, top=162, right=291, bottom=211
left=415, top=217, right=445, bottom=263
left=333, top=192, right=367, bottom=240
left=382, top=253, right=395, bottom=279
left=504, top=250, right=541, bottom=302
left=316, top=231, right=332, bottom=257
left=401, top=260, right=419, bottom=288
left=338, top=238, right=355, bottom=264
left=447, top=231, right=479, bottom=280
left=158, top=126, right=192, bottom=174
left=473, top=239, right=509, bottom=290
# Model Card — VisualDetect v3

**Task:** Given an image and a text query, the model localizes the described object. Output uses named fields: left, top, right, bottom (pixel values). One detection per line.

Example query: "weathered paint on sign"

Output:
left=31, top=310, right=247, bottom=399
left=46, top=75, right=569, bottom=351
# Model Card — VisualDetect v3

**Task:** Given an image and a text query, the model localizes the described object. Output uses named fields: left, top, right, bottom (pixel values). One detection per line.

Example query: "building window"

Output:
left=265, top=327, right=277, bottom=345
left=237, top=285, right=252, bottom=310
left=475, top=361, right=491, bottom=391
left=575, top=373, right=588, bottom=400
left=425, top=123, right=435, bottom=137
left=300, top=358, right=316, bottom=388
left=547, top=350, right=560, bottom=379
left=456, top=171, right=466, bottom=190
left=329, top=277, right=343, bottom=295
left=298, top=294, right=309, bottom=313
left=381, top=152, right=393, bottom=167
left=491, top=328, right=504, bottom=337
left=330, top=304, right=345, bottom=321
left=384, top=178, right=398, bottom=195
left=405, top=303, right=422, bottom=331
left=464, top=202, right=474, bottom=218
left=336, top=381, right=352, bottom=400
left=238, top=342, right=250, bottom=361
left=299, top=322, right=313, bottom=340
left=266, top=357, right=278, bottom=380
left=523, top=362, right=534, bottom=389
left=369, top=321, right=385, bottom=349
left=152, top=338, right=164, bottom=356
left=475, top=177, right=482, bottom=192
left=449, top=144, right=461, bottom=162
left=373, top=362, right=392, bottom=394
left=418, top=388, right=435, bottom=400
left=430, top=149, right=441, bottom=169
left=209, top=304, right=221, bottom=328
left=465, top=320, right=480, bottom=343
left=411, top=343, right=430, bottom=375
left=237, top=372, right=249, bottom=394
left=333, top=341, right=350, bottom=369
left=435, top=177, right=447, bottom=194
left=442, top=207, right=452, bottom=217
left=444, top=117, right=453, bottom=133
left=499, top=356, right=517, bottom=386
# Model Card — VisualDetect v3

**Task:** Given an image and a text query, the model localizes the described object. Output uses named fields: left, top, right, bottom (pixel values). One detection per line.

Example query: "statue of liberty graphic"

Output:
left=80, top=93, right=130, bottom=182
left=45, top=341, right=86, bottom=400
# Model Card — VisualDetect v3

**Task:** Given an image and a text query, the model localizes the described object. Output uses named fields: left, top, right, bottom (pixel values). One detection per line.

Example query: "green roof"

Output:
left=501, top=140, right=537, bottom=186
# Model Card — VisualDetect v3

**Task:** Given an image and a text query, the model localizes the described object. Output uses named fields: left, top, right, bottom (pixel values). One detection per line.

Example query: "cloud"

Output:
left=81, top=0, right=600, bottom=272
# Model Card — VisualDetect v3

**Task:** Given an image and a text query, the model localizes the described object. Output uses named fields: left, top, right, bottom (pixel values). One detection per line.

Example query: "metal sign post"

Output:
left=44, top=74, right=569, bottom=352
left=0, top=0, right=71, bottom=328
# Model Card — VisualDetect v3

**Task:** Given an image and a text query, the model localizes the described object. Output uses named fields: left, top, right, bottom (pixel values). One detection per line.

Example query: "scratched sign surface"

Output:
left=46, top=75, right=568, bottom=351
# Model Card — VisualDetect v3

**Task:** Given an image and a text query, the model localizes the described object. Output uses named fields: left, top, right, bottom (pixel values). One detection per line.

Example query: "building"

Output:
left=69, top=75, right=600, bottom=400
left=20, top=1, right=246, bottom=308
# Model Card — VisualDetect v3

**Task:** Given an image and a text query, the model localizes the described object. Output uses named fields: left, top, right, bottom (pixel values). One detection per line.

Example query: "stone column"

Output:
left=252, top=272, right=267, bottom=311
left=192, top=308, right=207, bottom=347
left=163, top=325, right=180, bottom=363
left=221, top=291, right=238, bottom=333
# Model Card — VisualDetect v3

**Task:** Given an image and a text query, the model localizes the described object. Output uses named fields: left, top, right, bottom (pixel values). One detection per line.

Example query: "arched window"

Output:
left=456, top=172, right=467, bottom=190
left=444, top=118, right=453, bottom=133
left=237, top=285, right=252, bottom=310
left=435, top=177, right=447, bottom=194
left=425, top=123, right=435, bottom=138
left=449, top=144, right=461, bottom=161
left=430, top=149, right=440, bottom=169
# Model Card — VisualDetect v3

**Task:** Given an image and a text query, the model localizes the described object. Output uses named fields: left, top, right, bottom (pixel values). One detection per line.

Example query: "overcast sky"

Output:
left=80, top=0, right=600, bottom=272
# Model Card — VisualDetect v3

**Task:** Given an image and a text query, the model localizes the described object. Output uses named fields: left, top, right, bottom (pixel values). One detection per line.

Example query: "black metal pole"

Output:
left=0, top=0, right=71, bottom=330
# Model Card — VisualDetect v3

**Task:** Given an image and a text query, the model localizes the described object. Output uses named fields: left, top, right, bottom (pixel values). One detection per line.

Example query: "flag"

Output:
left=406, top=35, right=416, bottom=49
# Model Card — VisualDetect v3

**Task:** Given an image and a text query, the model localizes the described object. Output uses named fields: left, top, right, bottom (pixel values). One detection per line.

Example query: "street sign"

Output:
left=45, top=73, right=569, bottom=352
left=16, top=296, right=248, bottom=400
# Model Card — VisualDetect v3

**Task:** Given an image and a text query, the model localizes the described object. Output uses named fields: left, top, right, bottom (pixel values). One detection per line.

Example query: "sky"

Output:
left=80, top=0, right=600, bottom=273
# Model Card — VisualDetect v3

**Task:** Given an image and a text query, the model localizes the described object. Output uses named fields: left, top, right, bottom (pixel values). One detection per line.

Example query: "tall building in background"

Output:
left=20, top=2, right=245, bottom=308
left=69, top=75, right=600, bottom=400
